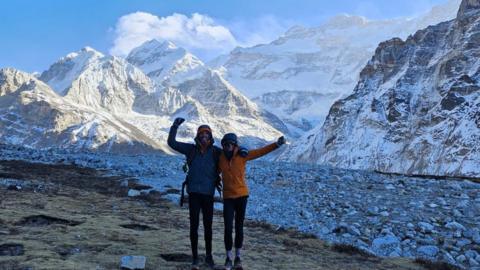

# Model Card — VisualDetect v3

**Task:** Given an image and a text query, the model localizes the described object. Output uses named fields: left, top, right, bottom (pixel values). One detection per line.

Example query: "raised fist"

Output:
left=277, top=136, right=286, bottom=146
left=173, top=117, right=185, bottom=127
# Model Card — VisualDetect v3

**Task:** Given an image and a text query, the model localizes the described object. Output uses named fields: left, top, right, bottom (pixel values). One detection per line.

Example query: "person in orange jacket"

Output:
left=218, top=133, right=286, bottom=270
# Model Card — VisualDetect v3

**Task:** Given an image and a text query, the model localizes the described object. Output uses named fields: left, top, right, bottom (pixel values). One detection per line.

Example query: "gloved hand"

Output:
left=238, top=146, right=249, bottom=157
left=172, top=117, right=185, bottom=127
left=277, top=136, right=286, bottom=146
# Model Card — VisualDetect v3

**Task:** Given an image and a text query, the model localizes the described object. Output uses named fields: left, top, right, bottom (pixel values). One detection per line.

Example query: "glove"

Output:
left=173, top=117, right=185, bottom=127
left=238, top=146, right=249, bottom=157
left=277, top=136, right=286, bottom=146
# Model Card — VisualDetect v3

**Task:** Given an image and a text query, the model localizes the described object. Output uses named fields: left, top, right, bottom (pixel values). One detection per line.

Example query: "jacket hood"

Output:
left=195, top=124, right=214, bottom=146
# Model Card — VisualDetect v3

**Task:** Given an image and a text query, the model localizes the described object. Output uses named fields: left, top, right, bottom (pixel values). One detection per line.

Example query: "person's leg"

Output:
left=223, top=198, right=235, bottom=260
left=189, top=193, right=201, bottom=262
left=234, top=196, right=248, bottom=256
left=201, top=194, right=214, bottom=257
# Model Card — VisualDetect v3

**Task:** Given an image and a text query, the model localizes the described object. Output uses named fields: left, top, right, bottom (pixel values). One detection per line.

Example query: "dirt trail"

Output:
left=0, top=160, right=430, bottom=270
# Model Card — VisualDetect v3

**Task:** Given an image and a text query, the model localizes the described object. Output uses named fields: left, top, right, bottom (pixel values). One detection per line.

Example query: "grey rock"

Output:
left=372, top=235, right=401, bottom=256
left=417, top=245, right=439, bottom=258
left=466, top=250, right=480, bottom=259
left=120, top=256, right=146, bottom=270
left=474, top=234, right=480, bottom=245
left=456, top=238, right=472, bottom=248
left=417, top=222, right=434, bottom=233
left=127, top=189, right=141, bottom=197
left=428, top=203, right=438, bottom=208
left=380, top=211, right=390, bottom=217
left=385, top=184, right=395, bottom=190
left=456, top=254, right=467, bottom=264
left=443, top=251, right=456, bottom=265
left=453, top=209, right=464, bottom=217
left=463, top=228, right=479, bottom=238
left=349, top=226, right=361, bottom=236
left=445, top=221, right=466, bottom=231
left=367, top=206, right=379, bottom=215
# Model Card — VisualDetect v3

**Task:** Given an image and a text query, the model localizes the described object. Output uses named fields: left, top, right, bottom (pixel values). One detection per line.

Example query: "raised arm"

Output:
left=246, top=143, right=278, bottom=161
left=167, top=118, right=193, bottom=155
left=246, top=136, right=286, bottom=161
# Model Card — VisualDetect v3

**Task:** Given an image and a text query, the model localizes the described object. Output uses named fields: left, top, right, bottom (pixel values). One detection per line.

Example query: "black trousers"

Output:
left=188, top=192, right=214, bottom=260
left=223, top=196, right=248, bottom=251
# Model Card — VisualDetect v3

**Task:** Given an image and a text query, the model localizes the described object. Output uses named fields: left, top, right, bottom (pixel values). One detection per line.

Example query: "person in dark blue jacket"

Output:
left=167, top=117, right=221, bottom=270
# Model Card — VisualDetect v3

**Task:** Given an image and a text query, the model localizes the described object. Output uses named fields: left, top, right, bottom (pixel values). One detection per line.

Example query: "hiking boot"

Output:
left=205, top=254, right=215, bottom=268
left=224, top=257, right=233, bottom=270
left=233, top=256, right=243, bottom=269
left=191, top=258, right=200, bottom=270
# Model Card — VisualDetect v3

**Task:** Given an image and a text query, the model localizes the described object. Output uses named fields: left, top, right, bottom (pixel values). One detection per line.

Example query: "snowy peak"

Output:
left=324, top=14, right=368, bottom=29
left=0, top=68, right=166, bottom=153
left=63, top=55, right=153, bottom=114
left=0, top=68, right=57, bottom=98
left=65, top=46, right=104, bottom=60
left=40, top=47, right=154, bottom=114
left=174, top=68, right=260, bottom=118
left=126, top=39, right=204, bottom=83
left=1, top=68, right=35, bottom=96
left=458, top=0, right=480, bottom=17
left=40, top=47, right=104, bottom=95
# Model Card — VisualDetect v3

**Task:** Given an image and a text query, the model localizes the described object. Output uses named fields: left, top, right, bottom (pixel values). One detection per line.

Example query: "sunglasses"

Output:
left=222, top=141, right=236, bottom=147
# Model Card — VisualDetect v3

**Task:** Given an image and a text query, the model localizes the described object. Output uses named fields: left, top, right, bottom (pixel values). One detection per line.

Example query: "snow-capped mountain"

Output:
left=126, top=40, right=204, bottom=85
left=125, top=39, right=283, bottom=144
left=211, top=0, right=461, bottom=135
left=40, top=48, right=155, bottom=115
left=253, top=91, right=338, bottom=136
left=39, top=47, right=104, bottom=95
left=10, top=41, right=282, bottom=153
left=0, top=68, right=165, bottom=153
left=282, top=0, right=480, bottom=177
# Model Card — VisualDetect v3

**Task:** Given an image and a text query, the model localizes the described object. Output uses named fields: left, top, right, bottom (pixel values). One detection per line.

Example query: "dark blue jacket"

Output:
left=167, top=125, right=221, bottom=196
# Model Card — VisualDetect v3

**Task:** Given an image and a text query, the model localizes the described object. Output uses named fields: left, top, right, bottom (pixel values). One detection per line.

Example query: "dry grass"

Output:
left=414, top=258, right=461, bottom=270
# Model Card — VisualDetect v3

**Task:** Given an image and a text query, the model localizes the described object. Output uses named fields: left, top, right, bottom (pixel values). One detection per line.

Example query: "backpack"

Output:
left=179, top=146, right=222, bottom=206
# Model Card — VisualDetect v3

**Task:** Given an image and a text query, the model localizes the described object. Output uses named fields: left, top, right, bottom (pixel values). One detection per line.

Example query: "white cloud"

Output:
left=110, top=12, right=238, bottom=59
left=227, top=15, right=293, bottom=47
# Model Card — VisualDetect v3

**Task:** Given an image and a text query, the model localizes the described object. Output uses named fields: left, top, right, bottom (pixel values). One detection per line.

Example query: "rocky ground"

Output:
left=0, top=144, right=477, bottom=269
left=0, top=159, right=438, bottom=270
left=246, top=162, right=480, bottom=269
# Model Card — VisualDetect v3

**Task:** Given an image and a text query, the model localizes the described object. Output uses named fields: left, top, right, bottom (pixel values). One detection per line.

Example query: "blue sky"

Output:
left=0, top=0, right=450, bottom=73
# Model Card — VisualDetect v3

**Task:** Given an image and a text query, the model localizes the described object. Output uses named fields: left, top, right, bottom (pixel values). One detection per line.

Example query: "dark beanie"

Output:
left=221, top=133, right=238, bottom=145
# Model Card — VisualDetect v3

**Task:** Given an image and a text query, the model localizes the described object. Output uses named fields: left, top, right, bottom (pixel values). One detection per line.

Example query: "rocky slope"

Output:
left=283, top=0, right=480, bottom=177
left=0, top=68, right=162, bottom=153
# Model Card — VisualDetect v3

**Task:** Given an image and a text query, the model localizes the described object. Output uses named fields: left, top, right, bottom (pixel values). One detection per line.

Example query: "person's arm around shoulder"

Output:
left=246, top=136, right=286, bottom=161
left=167, top=117, right=193, bottom=155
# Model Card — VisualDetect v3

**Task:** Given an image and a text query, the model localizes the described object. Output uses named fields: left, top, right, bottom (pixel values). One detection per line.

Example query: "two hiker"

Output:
left=167, top=118, right=286, bottom=270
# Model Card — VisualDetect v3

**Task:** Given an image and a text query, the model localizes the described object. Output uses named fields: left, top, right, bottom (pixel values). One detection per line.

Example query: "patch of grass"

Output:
left=414, top=258, right=461, bottom=270
left=332, top=243, right=375, bottom=258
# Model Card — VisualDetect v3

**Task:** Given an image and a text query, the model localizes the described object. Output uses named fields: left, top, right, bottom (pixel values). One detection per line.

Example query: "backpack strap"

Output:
left=186, top=146, right=197, bottom=167
left=180, top=146, right=197, bottom=206
left=213, top=147, right=222, bottom=167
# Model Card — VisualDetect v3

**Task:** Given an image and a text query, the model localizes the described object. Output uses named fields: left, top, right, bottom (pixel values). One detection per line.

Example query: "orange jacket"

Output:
left=219, top=143, right=279, bottom=199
